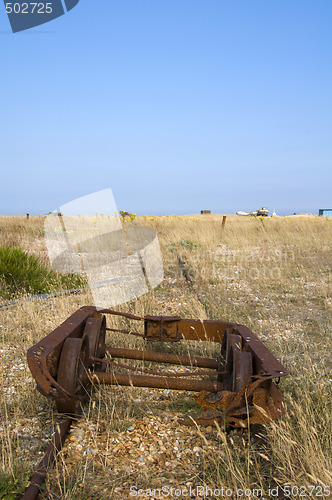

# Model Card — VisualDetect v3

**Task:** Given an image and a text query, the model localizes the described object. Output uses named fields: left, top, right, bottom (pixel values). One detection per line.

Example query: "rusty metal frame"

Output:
left=22, top=418, right=71, bottom=500
left=25, top=306, right=289, bottom=499
left=27, top=306, right=288, bottom=420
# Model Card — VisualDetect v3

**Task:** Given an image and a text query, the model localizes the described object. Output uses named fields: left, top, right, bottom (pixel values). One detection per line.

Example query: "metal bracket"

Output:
left=144, top=315, right=183, bottom=342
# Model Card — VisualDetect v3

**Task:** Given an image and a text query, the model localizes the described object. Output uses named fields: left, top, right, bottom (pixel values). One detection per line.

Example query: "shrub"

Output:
left=166, top=238, right=201, bottom=251
left=0, top=245, right=86, bottom=300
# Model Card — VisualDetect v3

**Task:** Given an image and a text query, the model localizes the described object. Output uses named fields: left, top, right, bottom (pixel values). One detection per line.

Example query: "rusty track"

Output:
left=24, top=306, right=289, bottom=498
left=21, top=418, right=71, bottom=500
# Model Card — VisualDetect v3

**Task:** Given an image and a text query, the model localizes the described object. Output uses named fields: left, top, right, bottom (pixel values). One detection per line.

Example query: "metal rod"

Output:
left=91, top=356, right=224, bottom=378
left=105, top=346, right=218, bottom=369
left=106, top=328, right=145, bottom=338
left=98, top=308, right=144, bottom=321
left=91, top=372, right=222, bottom=392
left=22, top=418, right=71, bottom=500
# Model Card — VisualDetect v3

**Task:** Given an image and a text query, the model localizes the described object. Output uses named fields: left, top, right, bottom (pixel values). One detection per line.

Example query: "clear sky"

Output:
left=1, top=0, right=331, bottom=216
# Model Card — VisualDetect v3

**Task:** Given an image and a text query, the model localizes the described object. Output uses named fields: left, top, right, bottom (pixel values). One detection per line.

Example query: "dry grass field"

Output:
left=0, top=214, right=331, bottom=499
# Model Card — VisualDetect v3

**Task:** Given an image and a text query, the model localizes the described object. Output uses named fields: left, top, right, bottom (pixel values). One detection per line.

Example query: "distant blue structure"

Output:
left=319, top=209, right=332, bottom=217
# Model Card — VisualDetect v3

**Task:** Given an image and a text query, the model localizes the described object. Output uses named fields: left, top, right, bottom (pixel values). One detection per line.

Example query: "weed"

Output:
left=0, top=245, right=86, bottom=300
left=0, top=214, right=331, bottom=497
left=0, top=468, right=30, bottom=499
left=167, top=238, right=201, bottom=252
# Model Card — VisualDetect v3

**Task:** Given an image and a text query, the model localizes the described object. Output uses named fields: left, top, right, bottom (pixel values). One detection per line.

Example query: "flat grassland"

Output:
left=0, top=214, right=331, bottom=499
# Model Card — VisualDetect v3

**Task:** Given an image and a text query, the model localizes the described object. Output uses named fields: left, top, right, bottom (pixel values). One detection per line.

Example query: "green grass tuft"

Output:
left=166, top=238, right=201, bottom=251
left=0, top=245, right=86, bottom=300
left=0, top=470, right=29, bottom=499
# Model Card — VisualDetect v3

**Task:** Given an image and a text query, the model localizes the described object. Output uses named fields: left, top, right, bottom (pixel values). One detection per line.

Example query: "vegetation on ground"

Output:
left=0, top=214, right=331, bottom=498
left=0, top=245, right=86, bottom=300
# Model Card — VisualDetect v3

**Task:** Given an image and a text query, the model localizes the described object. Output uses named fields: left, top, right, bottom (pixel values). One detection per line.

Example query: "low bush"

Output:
left=0, top=245, right=86, bottom=300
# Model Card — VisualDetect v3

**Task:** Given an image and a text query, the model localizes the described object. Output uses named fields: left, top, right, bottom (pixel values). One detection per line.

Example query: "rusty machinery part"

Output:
left=83, top=316, right=107, bottom=372
left=90, top=355, right=219, bottom=379
left=22, top=418, right=71, bottom=500
left=104, top=345, right=219, bottom=369
left=144, top=314, right=183, bottom=342
left=224, top=332, right=253, bottom=393
left=56, top=336, right=90, bottom=415
left=25, top=307, right=289, bottom=498
left=232, top=351, right=253, bottom=392
left=106, top=327, right=145, bottom=339
left=27, top=306, right=288, bottom=429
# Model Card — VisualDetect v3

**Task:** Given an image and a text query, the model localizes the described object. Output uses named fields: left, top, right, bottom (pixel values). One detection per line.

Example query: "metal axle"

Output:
left=91, top=371, right=222, bottom=392
left=105, top=346, right=218, bottom=369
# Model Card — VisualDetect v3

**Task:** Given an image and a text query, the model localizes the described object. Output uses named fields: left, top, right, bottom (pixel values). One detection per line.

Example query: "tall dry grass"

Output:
left=0, top=214, right=331, bottom=498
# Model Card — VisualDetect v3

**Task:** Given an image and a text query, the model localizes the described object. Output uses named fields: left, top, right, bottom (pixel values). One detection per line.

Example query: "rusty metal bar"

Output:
left=91, top=356, right=223, bottom=378
left=234, top=324, right=288, bottom=378
left=98, top=308, right=144, bottom=321
left=105, top=346, right=218, bottom=369
left=144, top=315, right=231, bottom=343
left=106, top=327, right=145, bottom=338
left=91, top=372, right=222, bottom=392
left=22, top=418, right=71, bottom=500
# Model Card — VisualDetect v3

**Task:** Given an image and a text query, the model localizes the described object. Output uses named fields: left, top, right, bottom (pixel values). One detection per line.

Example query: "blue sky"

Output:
left=1, top=0, right=331, bottom=215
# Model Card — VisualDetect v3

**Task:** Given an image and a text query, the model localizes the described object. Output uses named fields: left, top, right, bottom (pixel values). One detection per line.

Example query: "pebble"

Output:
left=83, top=448, right=97, bottom=456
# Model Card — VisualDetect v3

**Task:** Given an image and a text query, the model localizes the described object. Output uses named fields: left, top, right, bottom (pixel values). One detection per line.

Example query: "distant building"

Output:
left=319, top=209, right=332, bottom=217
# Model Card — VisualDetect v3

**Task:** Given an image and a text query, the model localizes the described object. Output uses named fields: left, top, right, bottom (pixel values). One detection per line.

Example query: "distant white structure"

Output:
left=236, top=211, right=250, bottom=216
left=236, top=207, right=269, bottom=217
